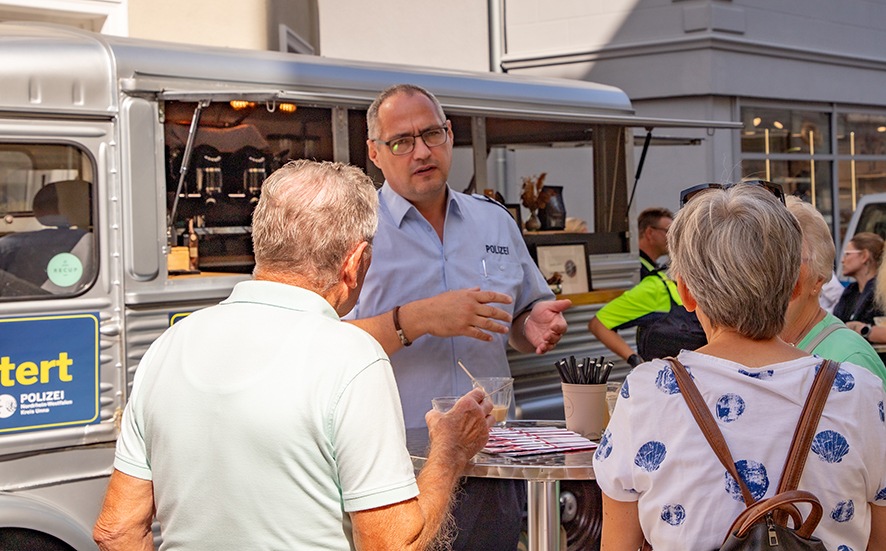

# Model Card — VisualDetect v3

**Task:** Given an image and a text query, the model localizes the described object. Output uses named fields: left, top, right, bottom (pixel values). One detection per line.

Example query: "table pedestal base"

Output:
left=527, top=479, right=560, bottom=551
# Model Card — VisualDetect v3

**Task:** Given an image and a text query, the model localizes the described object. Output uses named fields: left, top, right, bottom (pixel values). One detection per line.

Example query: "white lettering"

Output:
left=19, top=390, right=65, bottom=403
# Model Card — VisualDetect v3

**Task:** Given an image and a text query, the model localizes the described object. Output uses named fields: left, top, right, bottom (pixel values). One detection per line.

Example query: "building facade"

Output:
left=498, top=0, right=886, bottom=243
left=9, top=0, right=886, bottom=244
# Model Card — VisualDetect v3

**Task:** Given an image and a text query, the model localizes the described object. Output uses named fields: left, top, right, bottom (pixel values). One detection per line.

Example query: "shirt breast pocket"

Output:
left=481, top=255, right=524, bottom=299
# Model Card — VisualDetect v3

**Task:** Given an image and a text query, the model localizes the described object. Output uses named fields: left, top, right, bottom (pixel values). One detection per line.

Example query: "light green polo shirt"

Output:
left=798, top=312, right=886, bottom=387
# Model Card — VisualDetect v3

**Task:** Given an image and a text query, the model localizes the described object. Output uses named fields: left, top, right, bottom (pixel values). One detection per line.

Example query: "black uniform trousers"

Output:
left=451, top=477, right=526, bottom=551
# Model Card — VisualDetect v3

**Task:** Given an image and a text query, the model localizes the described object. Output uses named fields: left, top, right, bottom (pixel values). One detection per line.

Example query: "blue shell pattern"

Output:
left=716, top=393, right=746, bottom=423
left=634, top=441, right=667, bottom=472
left=725, top=459, right=769, bottom=502
left=654, top=364, right=681, bottom=395
left=596, top=429, right=613, bottom=461
left=661, top=504, right=686, bottom=526
left=738, top=368, right=774, bottom=379
left=831, top=500, right=854, bottom=523
left=811, top=430, right=850, bottom=464
left=832, top=368, right=855, bottom=392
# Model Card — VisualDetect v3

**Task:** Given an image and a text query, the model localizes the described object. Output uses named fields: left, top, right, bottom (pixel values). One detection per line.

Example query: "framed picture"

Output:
left=532, top=241, right=592, bottom=295
left=505, top=203, right=523, bottom=231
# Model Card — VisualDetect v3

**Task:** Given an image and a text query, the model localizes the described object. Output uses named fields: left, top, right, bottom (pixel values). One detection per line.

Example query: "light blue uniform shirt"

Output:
left=346, top=183, right=553, bottom=428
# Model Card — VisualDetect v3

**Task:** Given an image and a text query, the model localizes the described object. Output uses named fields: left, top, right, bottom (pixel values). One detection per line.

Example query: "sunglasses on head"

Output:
left=679, top=180, right=786, bottom=207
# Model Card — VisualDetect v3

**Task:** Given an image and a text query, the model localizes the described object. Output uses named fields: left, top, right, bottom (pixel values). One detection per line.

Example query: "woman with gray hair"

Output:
left=781, top=196, right=886, bottom=383
left=593, top=184, right=886, bottom=550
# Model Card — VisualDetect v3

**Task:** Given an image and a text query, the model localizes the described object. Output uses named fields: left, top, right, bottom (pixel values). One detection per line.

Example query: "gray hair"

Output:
left=785, top=195, right=835, bottom=283
left=251, top=160, right=378, bottom=290
left=366, top=83, right=446, bottom=140
left=668, top=185, right=802, bottom=340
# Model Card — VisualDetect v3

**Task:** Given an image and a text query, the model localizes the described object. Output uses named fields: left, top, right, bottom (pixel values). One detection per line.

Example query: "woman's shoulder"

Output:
left=835, top=360, right=886, bottom=395
left=838, top=280, right=859, bottom=297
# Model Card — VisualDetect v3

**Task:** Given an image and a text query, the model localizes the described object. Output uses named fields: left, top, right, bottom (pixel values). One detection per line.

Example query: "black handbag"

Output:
left=667, top=357, right=838, bottom=551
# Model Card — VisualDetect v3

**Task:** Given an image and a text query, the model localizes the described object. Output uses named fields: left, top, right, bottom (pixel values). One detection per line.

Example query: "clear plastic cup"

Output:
left=472, top=377, right=514, bottom=427
left=431, top=396, right=460, bottom=413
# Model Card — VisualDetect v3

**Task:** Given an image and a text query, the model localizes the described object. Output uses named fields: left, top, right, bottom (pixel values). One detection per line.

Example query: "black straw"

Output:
left=555, top=355, right=613, bottom=384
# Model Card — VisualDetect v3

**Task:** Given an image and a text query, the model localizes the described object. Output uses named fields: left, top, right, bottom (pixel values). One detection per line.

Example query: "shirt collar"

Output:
left=380, top=181, right=462, bottom=227
left=221, top=280, right=340, bottom=320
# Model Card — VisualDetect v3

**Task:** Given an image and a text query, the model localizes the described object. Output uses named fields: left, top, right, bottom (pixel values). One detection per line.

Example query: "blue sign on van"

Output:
left=0, top=313, right=100, bottom=433
left=169, top=312, right=191, bottom=326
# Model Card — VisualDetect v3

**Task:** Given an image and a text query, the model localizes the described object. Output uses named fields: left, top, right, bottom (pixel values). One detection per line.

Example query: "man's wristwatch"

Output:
left=860, top=324, right=872, bottom=341
left=627, top=353, right=643, bottom=367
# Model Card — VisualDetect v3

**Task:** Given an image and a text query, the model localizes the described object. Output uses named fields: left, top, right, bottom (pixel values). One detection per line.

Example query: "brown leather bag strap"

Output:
left=733, top=490, right=824, bottom=540
left=777, top=359, right=838, bottom=493
left=667, top=357, right=838, bottom=507
left=667, top=357, right=755, bottom=505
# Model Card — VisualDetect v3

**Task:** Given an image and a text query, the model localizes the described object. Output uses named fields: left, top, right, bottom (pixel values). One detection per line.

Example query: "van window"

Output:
left=164, top=100, right=336, bottom=275
left=0, top=144, right=96, bottom=299
left=851, top=201, right=886, bottom=239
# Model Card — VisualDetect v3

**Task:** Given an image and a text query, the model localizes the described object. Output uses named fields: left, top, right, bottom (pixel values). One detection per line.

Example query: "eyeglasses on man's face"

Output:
left=679, top=180, right=785, bottom=207
left=651, top=226, right=669, bottom=234
left=373, top=124, right=449, bottom=156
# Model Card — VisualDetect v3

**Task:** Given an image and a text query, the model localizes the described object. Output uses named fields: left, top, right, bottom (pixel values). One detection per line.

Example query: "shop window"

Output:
left=740, top=106, right=834, bottom=230
left=837, top=113, right=886, bottom=156
left=743, top=158, right=833, bottom=220
left=0, top=144, right=96, bottom=299
left=741, top=107, right=830, bottom=155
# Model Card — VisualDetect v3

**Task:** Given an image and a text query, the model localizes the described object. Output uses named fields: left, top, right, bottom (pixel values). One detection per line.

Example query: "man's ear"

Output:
left=639, top=225, right=652, bottom=242
left=676, top=275, right=697, bottom=312
left=342, top=241, right=370, bottom=289
left=367, top=139, right=381, bottom=170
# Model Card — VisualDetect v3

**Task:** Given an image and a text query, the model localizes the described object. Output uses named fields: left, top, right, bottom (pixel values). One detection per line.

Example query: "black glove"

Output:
left=627, top=353, right=643, bottom=368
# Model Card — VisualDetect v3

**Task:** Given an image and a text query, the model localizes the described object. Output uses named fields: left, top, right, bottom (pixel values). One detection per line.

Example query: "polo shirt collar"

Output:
left=222, top=280, right=339, bottom=320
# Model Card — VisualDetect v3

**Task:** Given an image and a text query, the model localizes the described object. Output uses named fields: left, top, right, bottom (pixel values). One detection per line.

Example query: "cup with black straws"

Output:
left=556, top=355, right=613, bottom=440
left=554, top=355, right=613, bottom=385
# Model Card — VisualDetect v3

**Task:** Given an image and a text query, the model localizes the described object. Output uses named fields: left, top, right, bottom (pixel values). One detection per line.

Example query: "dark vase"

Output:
left=539, top=185, right=566, bottom=230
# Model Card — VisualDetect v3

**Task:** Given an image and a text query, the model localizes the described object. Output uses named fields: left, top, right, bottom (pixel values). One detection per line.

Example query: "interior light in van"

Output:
left=230, top=100, right=255, bottom=110
left=772, top=120, right=784, bottom=129
left=279, top=103, right=297, bottom=113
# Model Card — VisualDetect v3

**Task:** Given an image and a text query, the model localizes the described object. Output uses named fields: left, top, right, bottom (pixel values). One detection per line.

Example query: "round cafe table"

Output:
left=406, top=420, right=597, bottom=551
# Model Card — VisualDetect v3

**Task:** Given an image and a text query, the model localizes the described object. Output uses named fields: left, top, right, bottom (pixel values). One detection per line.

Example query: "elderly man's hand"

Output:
left=416, top=288, right=513, bottom=342
left=523, top=299, right=572, bottom=354
left=425, top=388, right=493, bottom=466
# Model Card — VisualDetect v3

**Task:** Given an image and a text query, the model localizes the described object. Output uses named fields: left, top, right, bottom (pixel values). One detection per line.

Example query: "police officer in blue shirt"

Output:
left=346, top=84, right=572, bottom=550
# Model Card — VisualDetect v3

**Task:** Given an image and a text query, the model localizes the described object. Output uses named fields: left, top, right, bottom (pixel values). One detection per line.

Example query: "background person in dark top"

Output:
left=834, top=231, right=884, bottom=325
